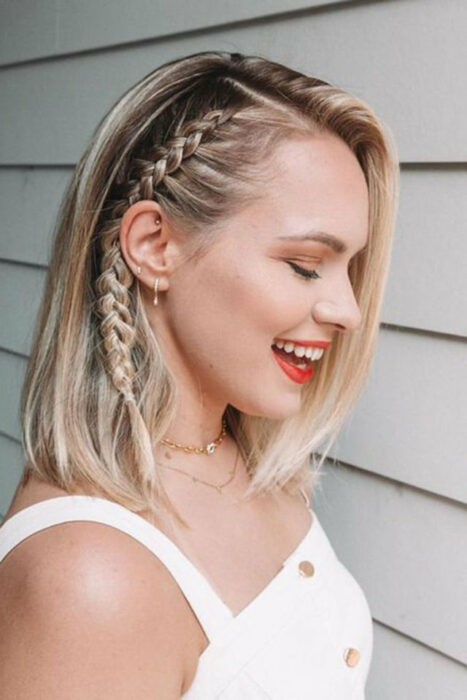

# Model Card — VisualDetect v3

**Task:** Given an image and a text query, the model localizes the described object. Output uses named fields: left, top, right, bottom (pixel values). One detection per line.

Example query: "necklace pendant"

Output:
left=206, top=442, right=216, bottom=454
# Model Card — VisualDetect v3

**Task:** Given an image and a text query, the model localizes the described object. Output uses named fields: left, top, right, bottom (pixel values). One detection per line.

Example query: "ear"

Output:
left=119, top=200, right=179, bottom=293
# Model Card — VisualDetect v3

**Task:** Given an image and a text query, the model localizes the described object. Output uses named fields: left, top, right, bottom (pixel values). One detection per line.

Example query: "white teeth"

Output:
left=274, top=340, right=324, bottom=361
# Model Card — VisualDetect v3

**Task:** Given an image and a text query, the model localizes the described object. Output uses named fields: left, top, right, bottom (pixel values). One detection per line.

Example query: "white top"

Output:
left=0, top=493, right=373, bottom=699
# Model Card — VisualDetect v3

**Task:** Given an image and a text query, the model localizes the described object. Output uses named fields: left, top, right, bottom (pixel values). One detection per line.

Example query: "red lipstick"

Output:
left=272, top=349, right=314, bottom=384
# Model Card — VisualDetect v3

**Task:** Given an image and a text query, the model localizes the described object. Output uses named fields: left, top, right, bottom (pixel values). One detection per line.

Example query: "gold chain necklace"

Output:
left=160, top=419, right=227, bottom=455
left=157, top=418, right=239, bottom=494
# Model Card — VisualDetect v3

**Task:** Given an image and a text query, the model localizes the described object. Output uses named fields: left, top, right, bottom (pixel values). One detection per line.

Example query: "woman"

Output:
left=0, top=50, right=398, bottom=698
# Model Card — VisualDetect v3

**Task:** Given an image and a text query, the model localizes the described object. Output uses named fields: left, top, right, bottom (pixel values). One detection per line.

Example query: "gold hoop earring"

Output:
left=153, top=277, right=160, bottom=306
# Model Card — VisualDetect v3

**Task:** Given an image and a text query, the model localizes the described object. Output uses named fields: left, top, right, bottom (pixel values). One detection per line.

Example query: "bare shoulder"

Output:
left=0, top=508, right=203, bottom=698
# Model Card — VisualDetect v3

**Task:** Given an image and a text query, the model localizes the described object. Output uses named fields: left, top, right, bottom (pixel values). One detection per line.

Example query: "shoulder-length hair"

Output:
left=19, top=50, right=399, bottom=525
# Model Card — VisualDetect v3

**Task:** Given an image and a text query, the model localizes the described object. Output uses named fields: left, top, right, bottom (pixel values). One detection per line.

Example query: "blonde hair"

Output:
left=19, top=50, right=399, bottom=524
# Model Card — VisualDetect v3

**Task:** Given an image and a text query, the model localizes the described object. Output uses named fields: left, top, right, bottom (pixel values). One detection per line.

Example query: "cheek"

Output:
left=171, top=255, right=309, bottom=374
left=181, top=264, right=272, bottom=378
left=227, top=268, right=289, bottom=340
left=227, top=261, right=313, bottom=340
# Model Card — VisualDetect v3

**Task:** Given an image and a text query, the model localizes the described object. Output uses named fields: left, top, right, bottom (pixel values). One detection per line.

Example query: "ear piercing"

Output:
left=134, top=217, right=162, bottom=302
left=134, top=266, right=159, bottom=305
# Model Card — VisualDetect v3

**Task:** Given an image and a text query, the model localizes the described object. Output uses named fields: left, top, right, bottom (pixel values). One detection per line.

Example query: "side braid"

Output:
left=124, top=108, right=235, bottom=204
left=94, top=108, right=236, bottom=404
left=95, top=226, right=136, bottom=404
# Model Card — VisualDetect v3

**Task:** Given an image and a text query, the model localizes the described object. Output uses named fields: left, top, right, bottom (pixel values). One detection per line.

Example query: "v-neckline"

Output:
left=4, top=494, right=316, bottom=625
left=194, top=505, right=318, bottom=664
left=219, top=507, right=316, bottom=620
left=127, top=497, right=317, bottom=622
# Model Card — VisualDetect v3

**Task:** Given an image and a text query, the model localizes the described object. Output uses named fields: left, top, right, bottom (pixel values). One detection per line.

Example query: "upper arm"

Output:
left=0, top=522, right=200, bottom=699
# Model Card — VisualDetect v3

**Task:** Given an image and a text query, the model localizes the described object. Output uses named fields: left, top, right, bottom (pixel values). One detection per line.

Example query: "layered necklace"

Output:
left=156, top=418, right=239, bottom=494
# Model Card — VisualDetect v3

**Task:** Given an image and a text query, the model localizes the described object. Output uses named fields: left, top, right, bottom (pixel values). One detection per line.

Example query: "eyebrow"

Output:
left=277, top=230, right=366, bottom=255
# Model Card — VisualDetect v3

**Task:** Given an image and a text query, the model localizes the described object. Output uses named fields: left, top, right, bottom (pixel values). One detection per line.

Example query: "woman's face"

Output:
left=153, top=131, right=369, bottom=422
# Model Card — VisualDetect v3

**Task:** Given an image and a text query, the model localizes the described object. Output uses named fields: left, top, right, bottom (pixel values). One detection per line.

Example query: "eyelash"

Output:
left=287, top=261, right=322, bottom=280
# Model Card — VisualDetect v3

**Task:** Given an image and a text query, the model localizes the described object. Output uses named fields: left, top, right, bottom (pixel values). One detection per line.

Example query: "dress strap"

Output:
left=0, top=495, right=232, bottom=641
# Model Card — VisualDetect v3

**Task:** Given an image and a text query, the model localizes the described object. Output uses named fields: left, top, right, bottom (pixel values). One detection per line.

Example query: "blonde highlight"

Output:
left=19, top=50, right=399, bottom=524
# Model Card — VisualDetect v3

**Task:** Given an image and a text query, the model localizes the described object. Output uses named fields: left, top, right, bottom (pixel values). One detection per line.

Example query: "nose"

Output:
left=311, top=279, right=362, bottom=333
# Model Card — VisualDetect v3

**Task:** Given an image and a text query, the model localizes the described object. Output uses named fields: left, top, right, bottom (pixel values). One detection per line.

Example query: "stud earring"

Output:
left=153, top=277, right=160, bottom=306
left=136, top=265, right=142, bottom=275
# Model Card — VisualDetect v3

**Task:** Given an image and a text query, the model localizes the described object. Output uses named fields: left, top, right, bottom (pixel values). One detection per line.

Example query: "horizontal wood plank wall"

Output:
left=1, top=0, right=466, bottom=696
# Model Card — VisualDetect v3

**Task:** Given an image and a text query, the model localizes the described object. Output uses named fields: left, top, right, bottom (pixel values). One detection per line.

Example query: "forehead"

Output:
left=226, top=132, right=369, bottom=253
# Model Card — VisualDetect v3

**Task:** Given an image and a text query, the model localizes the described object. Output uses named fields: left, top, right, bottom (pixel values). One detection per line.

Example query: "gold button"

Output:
left=343, top=647, right=360, bottom=667
left=298, top=560, right=315, bottom=577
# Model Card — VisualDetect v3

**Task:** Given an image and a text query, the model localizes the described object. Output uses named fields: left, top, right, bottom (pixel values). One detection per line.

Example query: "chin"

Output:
left=230, top=393, right=302, bottom=422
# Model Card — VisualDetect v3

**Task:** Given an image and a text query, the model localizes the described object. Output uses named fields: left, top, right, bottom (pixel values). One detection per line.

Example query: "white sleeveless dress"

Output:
left=0, top=493, right=373, bottom=699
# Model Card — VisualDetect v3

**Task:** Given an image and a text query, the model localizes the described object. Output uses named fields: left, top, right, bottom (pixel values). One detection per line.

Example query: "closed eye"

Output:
left=287, top=261, right=321, bottom=280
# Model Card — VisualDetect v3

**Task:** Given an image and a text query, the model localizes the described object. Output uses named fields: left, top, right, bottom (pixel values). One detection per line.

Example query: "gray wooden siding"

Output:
left=1, top=1, right=466, bottom=697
